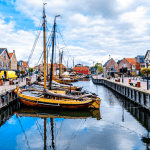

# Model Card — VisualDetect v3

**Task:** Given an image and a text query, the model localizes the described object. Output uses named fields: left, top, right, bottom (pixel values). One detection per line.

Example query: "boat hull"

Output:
left=19, top=98, right=92, bottom=109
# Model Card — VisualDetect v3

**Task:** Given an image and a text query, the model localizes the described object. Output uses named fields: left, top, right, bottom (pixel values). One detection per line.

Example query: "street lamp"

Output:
left=146, top=58, right=149, bottom=90
left=122, top=65, right=124, bottom=83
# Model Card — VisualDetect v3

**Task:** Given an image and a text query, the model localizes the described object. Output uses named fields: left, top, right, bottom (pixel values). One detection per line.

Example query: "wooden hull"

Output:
left=19, top=98, right=91, bottom=109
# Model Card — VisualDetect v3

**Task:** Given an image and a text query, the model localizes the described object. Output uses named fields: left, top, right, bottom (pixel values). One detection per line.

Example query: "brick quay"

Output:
left=92, top=75, right=150, bottom=111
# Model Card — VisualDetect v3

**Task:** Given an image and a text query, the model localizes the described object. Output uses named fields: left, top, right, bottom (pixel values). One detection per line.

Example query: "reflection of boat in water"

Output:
left=16, top=107, right=101, bottom=150
left=17, top=107, right=101, bottom=120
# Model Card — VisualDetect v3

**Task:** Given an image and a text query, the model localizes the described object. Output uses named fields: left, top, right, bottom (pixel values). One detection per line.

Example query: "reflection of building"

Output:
left=0, top=48, right=10, bottom=71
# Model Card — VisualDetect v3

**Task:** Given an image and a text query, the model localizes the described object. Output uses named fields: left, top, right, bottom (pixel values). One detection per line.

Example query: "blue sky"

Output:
left=1, top=0, right=150, bottom=67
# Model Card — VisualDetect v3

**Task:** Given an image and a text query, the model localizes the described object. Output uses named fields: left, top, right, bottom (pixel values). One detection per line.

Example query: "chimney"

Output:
left=109, top=55, right=111, bottom=60
left=13, top=50, right=15, bottom=53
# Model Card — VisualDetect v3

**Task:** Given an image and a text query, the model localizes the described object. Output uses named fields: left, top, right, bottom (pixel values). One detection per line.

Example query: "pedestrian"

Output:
left=2, top=74, right=5, bottom=84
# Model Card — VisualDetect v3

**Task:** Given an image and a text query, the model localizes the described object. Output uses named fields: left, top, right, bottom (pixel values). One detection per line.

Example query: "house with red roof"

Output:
left=73, top=66, right=89, bottom=75
left=118, top=58, right=140, bottom=76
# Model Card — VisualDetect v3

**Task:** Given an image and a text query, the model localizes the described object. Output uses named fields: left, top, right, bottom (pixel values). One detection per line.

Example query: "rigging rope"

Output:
left=28, top=17, right=43, bottom=65
left=16, top=115, right=32, bottom=150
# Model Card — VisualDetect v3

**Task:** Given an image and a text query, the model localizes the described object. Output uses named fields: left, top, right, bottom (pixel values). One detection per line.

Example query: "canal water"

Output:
left=0, top=79, right=150, bottom=150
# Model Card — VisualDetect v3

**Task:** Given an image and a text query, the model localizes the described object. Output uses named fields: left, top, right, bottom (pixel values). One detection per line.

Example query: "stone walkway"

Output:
left=93, top=75, right=150, bottom=94
left=0, top=74, right=36, bottom=94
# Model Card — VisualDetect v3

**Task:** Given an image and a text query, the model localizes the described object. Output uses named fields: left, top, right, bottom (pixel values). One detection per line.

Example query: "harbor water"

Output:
left=0, top=79, right=149, bottom=150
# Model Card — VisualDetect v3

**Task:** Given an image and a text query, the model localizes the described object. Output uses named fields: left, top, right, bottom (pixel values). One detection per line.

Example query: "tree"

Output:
left=94, top=62, right=103, bottom=73
left=29, top=68, right=34, bottom=73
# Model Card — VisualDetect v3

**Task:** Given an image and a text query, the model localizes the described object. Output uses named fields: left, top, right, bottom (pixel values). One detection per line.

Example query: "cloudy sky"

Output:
left=1, top=0, right=150, bottom=67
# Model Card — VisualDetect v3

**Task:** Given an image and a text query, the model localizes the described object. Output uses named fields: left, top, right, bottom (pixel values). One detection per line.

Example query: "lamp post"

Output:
left=146, top=59, right=149, bottom=90
left=122, top=65, right=124, bottom=83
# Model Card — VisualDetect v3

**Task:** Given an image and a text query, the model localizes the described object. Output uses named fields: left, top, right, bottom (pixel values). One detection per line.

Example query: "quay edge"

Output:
left=92, top=77, right=150, bottom=111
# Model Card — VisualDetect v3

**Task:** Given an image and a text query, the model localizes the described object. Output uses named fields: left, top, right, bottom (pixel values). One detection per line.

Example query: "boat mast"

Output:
left=49, top=15, right=60, bottom=90
left=43, top=3, right=47, bottom=90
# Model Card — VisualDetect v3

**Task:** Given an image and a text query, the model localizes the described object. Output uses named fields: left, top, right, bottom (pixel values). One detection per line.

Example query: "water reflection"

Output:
left=0, top=80, right=150, bottom=149
left=16, top=107, right=101, bottom=150
left=0, top=100, right=20, bottom=127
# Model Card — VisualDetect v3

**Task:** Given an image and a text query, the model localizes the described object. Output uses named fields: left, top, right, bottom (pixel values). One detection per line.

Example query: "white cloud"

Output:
left=1, top=0, right=150, bottom=67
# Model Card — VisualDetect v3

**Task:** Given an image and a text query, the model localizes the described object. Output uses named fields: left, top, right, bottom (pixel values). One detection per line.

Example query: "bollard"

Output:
left=129, top=79, right=131, bottom=84
left=137, top=82, right=141, bottom=88
left=118, top=78, right=120, bottom=82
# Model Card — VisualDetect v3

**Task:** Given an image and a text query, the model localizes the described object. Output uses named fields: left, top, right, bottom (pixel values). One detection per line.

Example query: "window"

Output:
left=122, top=63, right=126, bottom=67
left=1, top=60, right=3, bottom=67
left=132, top=65, right=135, bottom=69
left=3, top=53, right=6, bottom=59
left=6, top=61, right=9, bottom=67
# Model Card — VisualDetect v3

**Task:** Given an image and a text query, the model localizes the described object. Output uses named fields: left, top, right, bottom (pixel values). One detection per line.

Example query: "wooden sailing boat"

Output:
left=15, top=4, right=101, bottom=110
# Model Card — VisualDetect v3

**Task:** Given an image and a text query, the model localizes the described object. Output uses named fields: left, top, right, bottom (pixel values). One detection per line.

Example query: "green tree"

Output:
left=94, top=62, right=103, bottom=73
left=29, top=68, right=34, bottom=73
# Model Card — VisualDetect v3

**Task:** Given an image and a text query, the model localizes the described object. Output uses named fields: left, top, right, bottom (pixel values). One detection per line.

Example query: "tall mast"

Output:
left=49, top=15, right=60, bottom=90
left=43, top=3, right=47, bottom=90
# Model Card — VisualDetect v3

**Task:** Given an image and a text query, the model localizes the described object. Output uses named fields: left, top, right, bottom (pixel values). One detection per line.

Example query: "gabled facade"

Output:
left=118, top=58, right=140, bottom=76
left=103, top=58, right=118, bottom=77
left=144, top=50, right=150, bottom=68
left=0, top=48, right=10, bottom=71
left=9, top=50, right=17, bottom=71
left=17, top=60, right=24, bottom=71
left=135, top=55, right=145, bottom=69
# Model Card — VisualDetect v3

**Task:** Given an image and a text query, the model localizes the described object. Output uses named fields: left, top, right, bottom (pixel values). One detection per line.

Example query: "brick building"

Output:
left=118, top=58, right=140, bottom=76
left=73, top=66, right=89, bottom=74
left=103, top=58, right=118, bottom=77
left=9, top=50, right=17, bottom=71
left=0, top=48, right=10, bottom=71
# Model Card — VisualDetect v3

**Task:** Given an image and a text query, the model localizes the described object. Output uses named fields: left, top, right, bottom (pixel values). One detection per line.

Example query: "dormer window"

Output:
left=3, top=53, right=6, bottom=59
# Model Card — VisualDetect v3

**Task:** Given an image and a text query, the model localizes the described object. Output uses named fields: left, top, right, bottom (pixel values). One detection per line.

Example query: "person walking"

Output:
left=2, top=74, right=5, bottom=85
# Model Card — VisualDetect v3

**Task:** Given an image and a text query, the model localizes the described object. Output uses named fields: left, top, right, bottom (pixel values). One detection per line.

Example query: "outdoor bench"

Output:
left=130, top=82, right=137, bottom=87
left=13, top=80, right=18, bottom=85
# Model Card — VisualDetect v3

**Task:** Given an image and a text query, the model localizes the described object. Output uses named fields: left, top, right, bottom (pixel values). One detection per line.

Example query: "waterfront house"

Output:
left=103, top=58, right=118, bottom=78
left=22, top=61, right=29, bottom=73
left=135, top=55, right=145, bottom=70
left=0, top=48, right=10, bottom=71
left=118, top=58, right=140, bottom=76
left=73, top=66, right=89, bottom=74
left=17, top=60, right=24, bottom=71
left=90, top=67, right=97, bottom=74
left=144, top=50, right=150, bottom=68
left=9, top=50, right=17, bottom=71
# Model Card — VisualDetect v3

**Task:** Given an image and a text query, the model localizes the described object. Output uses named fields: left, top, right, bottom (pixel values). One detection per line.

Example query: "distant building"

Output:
left=0, top=48, right=10, bottom=71
left=9, top=50, right=17, bottom=71
left=90, top=67, right=97, bottom=74
left=73, top=66, right=89, bottom=74
left=118, top=58, right=140, bottom=76
left=75, top=64, right=83, bottom=67
left=144, top=50, right=150, bottom=68
left=103, top=58, right=118, bottom=78
left=135, top=55, right=145, bottom=70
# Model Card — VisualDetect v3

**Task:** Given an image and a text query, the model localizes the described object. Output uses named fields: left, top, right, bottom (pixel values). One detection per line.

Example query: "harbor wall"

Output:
left=92, top=77, right=150, bottom=111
